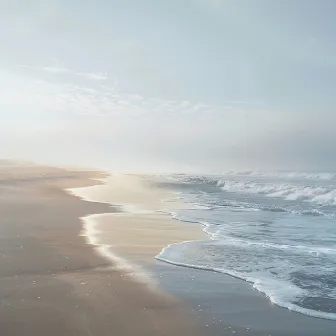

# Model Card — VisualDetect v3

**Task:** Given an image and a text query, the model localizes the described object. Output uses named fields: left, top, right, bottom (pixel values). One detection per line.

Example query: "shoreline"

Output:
left=68, top=173, right=336, bottom=336
left=2, top=164, right=334, bottom=335
left=0, top=164, right=204, bottom=336
left=67, top=174, right=206, bottom=279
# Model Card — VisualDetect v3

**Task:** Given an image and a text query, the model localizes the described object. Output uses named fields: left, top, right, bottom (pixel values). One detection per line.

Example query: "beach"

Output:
left=68, top=172, right=336, bottom=335
left=68, top=174, right=206, bottom=266
left=1, top=162, right=335, bottom=336
left=0, top=162, right=203, bottom=336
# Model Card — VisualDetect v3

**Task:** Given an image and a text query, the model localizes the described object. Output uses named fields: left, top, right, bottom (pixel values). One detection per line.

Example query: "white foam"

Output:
left=222, top=170, right=336, bottom=181
left=168, top=216, right=336, bottom=255
left=69, top=174, right=336, bottom=320
left=67, top=178, right=158, bottom=288
left=81, top=214, right=156, bottom=287
left=253, top=278, right=336, bottom=321
left=156, top=242, right=336, bottom=321
left=310, top=190, right=336, bottom=205
left=157, top=173, right=336, bottom=320
left=219, top=180, right=336, bottom=205
left=165, top=174, right=336, bottom=205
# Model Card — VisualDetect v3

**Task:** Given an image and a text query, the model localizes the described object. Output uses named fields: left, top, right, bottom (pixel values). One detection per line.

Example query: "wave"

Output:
left=167, top=175, right=336, bottom=206
left=218, top=180, right=336, bottom=206
left=164, top=174, right=220, bottom=185
left=165, top=174, right=336, bottom=206
left=171, top=214, right=336, bottom=256
left=213, top=237, right=336, bottom=256
left=156, top=241, right=336, bottom=321
left=166, top=193, right=335, bottom=219
left=159, top=173, right=336, bottom=321
left=222, top=170, right=336, bottom=181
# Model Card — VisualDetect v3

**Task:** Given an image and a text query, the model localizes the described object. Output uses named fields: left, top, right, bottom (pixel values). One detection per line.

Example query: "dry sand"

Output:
left=0, top=163, right=203, bottom=336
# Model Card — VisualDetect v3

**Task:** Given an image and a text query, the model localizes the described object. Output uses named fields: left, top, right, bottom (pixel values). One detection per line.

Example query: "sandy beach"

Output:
left=2, top=162, right=336, bottom=336
left=0, top=162, right=203, bottom=336
left=69, top=174, right=206, bottom=266
left=68, top=172, right=336, bottom=336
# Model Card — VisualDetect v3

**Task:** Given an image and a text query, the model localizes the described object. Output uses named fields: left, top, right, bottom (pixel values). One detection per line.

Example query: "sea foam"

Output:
left=67, top=178, right=158, bottom=288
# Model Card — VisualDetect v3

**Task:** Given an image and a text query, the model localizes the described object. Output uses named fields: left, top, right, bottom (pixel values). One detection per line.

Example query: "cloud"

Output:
left=3, top=64, right=336, bottom=172
left=76, top=72, right=108, bottom=81
left=7, top=63, right=261, bottom=123
left=19, top=64, right=108, bottom=81
left=40, top=65, right=70, bottom=73
left=19, top=64, right=70, bottom=73
left=7, top=61, right=302, bottom=172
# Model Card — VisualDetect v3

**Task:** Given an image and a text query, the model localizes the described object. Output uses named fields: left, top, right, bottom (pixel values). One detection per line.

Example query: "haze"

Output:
left=1, top=0, right=336, bottom=172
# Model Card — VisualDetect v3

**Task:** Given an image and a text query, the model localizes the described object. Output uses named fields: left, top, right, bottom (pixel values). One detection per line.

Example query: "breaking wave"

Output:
left=157, top=172, right=336, bottom=320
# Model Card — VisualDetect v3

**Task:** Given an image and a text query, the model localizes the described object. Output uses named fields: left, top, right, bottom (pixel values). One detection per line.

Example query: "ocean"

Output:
left=156, top=171, right=336, bottom=320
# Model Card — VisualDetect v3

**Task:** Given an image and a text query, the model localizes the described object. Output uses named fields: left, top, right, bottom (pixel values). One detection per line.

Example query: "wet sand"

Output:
left=0, top=163, right=203, bottom=336
left=70, top=173, right=336, bottom=336
left=69, top=174, right=206, bottom=266
left=3, top=164, right=334, bottom=336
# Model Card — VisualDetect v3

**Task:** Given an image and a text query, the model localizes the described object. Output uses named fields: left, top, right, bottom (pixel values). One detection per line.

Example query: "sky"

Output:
left=1, top=0, right=336, bottom=172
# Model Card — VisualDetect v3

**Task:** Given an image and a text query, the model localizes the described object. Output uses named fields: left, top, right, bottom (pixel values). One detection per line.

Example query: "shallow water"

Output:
left=156, top=171, right=336, bottom=320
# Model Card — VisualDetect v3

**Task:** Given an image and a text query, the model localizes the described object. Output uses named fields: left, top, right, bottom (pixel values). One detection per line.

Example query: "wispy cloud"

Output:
left=77, top=72, right=108, bottom=81
left=40, top=65, right=70, bottom=74
left=19, top=64, right=108, bottom=81
left=19, top=64, right=70, bottom=74
left=9, top=63, right=259, bottom=121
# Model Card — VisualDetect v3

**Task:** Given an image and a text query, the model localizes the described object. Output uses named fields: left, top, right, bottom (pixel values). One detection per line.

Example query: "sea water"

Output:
left=156, top=171, right=336, bottom=320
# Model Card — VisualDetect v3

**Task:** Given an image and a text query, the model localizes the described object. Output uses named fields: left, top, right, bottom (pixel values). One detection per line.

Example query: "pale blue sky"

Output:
left=1, top=0, right=335, bottom=171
